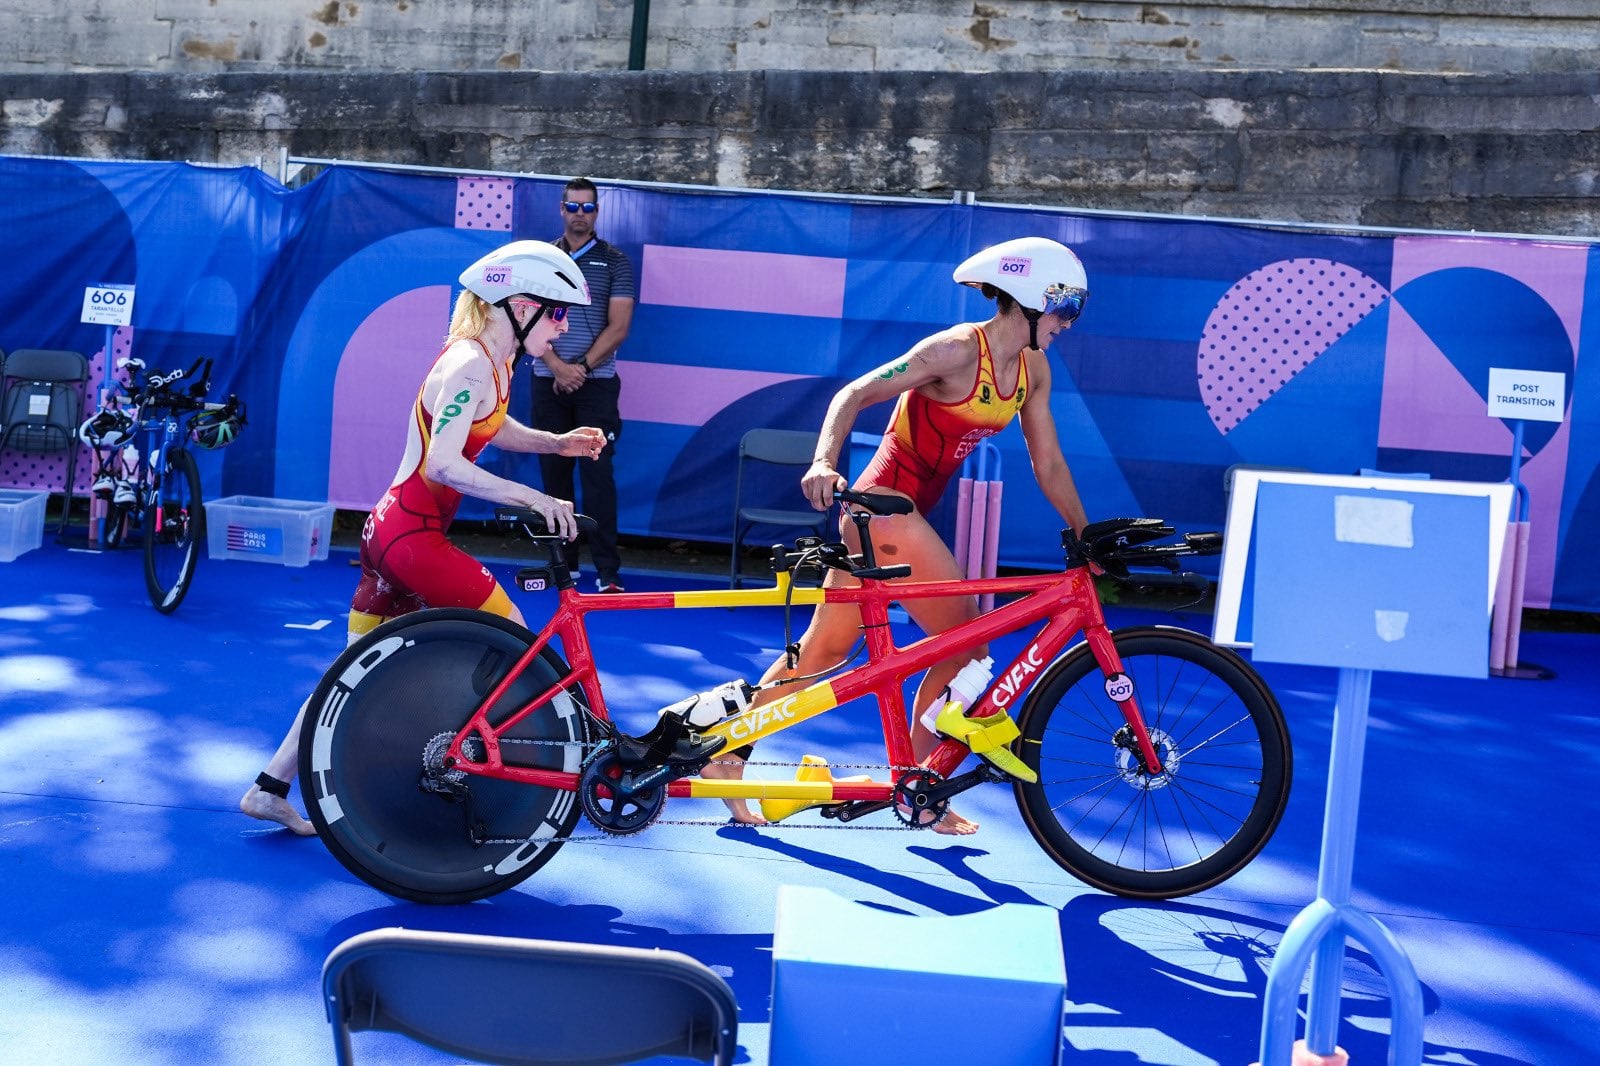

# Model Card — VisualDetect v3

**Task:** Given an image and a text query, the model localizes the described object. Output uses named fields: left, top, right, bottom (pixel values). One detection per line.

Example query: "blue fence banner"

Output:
left=3, top=155, right=1598, bottom=612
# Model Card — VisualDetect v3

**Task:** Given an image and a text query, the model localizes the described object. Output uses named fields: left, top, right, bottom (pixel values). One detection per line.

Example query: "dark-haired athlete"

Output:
left=704, top=237, right=1094, bottom=833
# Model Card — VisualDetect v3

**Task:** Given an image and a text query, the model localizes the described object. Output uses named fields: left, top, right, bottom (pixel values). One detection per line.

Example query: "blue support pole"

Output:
left=1304, top=667, right=1370, bottom=1051
left=1497, top=417, right=1552, bottom=678
left=96, top=323, right=118, bottom=542
left=1257, top=667, right=1426, bottom=1066
left=1507, top=419, right=1529, bottom=522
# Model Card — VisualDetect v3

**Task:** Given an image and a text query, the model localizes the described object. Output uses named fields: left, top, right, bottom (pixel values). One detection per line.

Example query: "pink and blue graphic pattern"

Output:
left=3, top=157, right=1598, bottom=610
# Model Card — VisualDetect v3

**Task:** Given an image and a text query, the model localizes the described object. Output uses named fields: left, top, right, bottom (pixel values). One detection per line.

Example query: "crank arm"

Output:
left=922, top=765, right=1004, bottom=804
left=819, top=799, right=890, bottom=823
left=618, top=757, right=714, bottom=798
left=819, top=764, right=1006, bottom=822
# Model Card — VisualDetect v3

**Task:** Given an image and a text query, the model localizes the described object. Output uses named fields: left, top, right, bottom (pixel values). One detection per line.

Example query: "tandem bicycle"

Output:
left=299, top=490, right=1291, bottom=905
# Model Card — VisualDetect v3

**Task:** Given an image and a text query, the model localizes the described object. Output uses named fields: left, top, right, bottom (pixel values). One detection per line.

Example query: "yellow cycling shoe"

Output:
left=759, top=755, right=834, bottom=822
left=932, top=703, right=1038, bottom=783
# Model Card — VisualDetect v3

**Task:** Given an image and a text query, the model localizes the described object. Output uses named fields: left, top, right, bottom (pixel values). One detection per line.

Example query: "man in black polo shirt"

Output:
left=534, top=176, right=636, bottom=591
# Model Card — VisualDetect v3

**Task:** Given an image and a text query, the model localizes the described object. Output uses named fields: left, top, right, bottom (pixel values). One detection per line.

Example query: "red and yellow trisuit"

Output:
left=350, top=339, right=518, bottom=634
left=857, top=326, right=1028, bottom=514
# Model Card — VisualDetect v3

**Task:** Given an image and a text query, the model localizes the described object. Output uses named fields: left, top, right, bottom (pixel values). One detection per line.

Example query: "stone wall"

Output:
left=1, top=1, right=1596, bottom=76
left=3, top=2, right=1596, bottom=238
left=3, top=69, right=1597, bottom=237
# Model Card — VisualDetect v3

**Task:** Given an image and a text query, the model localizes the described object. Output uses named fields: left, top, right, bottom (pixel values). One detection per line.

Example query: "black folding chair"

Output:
left=0, top=348, right=90, bottom=534
left=322, top=927, right=740, bottom=1066
left=730, top=427, right=848, bottom=588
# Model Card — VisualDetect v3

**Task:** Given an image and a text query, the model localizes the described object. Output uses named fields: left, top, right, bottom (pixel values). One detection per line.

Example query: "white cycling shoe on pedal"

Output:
left=613, top=711, right=726, bottom=769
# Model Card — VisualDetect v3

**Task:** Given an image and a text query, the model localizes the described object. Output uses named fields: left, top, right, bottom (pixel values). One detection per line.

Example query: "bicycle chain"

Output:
left=476, top=818, right=931, bottom=847
left=476, top=737, right=932, bottom=845
left=498, top=736, right=919, bottom=773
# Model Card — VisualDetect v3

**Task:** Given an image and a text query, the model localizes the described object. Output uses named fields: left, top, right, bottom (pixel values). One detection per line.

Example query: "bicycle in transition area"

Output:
left=299, top=490, right=1291, bottom=905
left=79, top=357, right=246, bottom=613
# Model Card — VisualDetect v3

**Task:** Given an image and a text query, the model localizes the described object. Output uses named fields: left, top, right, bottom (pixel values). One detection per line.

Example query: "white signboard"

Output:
left=1487, top=367, right=1565, bottom=423
left=1213, top=469, right=1514, bottom=651
left=81, top=284, right=135, bottom=327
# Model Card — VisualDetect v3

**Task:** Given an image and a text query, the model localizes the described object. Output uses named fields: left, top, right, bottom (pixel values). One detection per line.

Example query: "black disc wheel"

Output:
left=578, top=749, right=666, bottom=835
left=143, top=448, right=202, bottom=613
left=1014, top=627, right=1292, bottom=899
left=299, top=609, right=591, bottom=905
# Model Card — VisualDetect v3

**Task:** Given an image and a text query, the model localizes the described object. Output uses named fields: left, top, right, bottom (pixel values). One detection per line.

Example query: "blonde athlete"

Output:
left=242, top=241, right=605, bottom=835
left=704, top=237, right=1093, bottom=834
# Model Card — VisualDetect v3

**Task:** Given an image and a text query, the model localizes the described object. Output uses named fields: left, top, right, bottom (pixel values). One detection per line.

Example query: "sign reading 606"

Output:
left=81, top=284, right=136, bottom=326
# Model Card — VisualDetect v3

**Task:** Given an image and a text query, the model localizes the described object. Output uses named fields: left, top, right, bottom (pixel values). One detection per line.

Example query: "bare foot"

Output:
left=932, top=808, right=979, bottom=835
left=900, top=804, right=980, bottom=835
left=240, top=785, right=317, bottom=836
left=700, top=757, right=767, bottom=824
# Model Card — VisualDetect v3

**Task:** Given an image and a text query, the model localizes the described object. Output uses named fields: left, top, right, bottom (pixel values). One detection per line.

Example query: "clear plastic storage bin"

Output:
left=205, top=495, right=335, bottom=566
left=0, top=489, right=49, bottom=562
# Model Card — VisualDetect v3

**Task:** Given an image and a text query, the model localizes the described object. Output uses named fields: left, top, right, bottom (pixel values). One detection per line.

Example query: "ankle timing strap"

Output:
left=255, top=772, right=291, bottom=798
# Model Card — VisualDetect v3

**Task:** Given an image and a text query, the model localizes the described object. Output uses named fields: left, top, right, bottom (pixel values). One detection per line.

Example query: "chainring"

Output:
left=890, top=767, right=949, bottom=828
left=579, top=748, right=666, bottom=835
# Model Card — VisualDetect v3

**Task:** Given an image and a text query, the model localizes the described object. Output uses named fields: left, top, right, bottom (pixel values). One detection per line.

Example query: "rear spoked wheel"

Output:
left=143, top=447, right=202, bottom=612
left=1014, top=627, right=1291, bottom=899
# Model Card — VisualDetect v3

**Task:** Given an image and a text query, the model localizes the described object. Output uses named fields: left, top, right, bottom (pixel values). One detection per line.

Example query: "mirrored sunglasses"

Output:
left=1042, top=285, right=1088, bottom=324
left=509, top=300, right=569, bottom=322
left=562, top=201, right=598, bottom=214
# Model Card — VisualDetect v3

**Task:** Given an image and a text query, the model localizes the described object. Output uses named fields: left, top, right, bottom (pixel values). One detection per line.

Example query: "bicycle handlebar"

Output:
left=494, top=506, right=600, bottom=538
left=126, top=357, right=216, bottom=409
left=1066, top=518, right=1222, bottom=587
left=763, top=492, right=1224, bottom=587
left=499, top=491, right=1219, bottom=593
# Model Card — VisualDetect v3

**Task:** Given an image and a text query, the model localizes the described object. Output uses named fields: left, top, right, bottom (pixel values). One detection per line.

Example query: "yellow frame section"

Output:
left=668, top=571, right=825, bottom=608
left=684, top=778, right=879, bottom=800
left=698, top=680, right=840, bottom=751
left=655, top=571, right=853, bottom=798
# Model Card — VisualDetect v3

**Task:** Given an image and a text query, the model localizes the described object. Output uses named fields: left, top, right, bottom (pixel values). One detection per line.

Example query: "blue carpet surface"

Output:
left=1, top=537, right=1596, bottom=1064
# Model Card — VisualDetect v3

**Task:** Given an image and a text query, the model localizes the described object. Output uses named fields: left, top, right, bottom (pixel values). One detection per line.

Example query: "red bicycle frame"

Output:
left=442, top=561, right=1165, bottom=802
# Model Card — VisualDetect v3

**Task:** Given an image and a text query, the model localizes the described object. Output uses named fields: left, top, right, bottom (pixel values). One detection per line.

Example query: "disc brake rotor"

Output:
left=1114, top=726, right=1179, bottom=789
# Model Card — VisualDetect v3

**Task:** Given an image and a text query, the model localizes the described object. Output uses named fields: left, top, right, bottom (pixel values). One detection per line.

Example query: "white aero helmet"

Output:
left=953, top=236, right=1089, bottom=322
left=459, top=240, right=591, bottom=308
